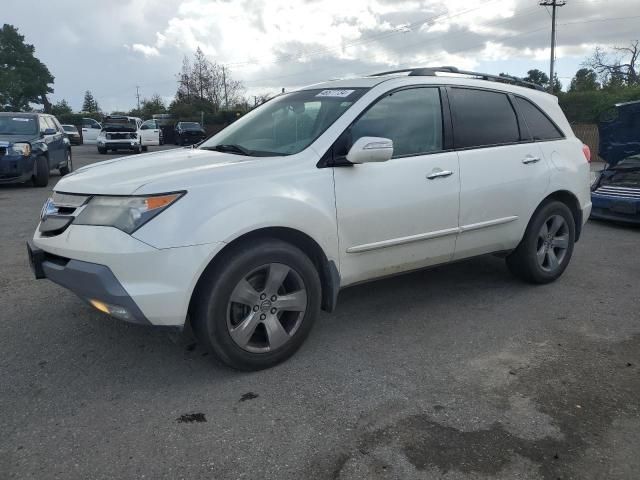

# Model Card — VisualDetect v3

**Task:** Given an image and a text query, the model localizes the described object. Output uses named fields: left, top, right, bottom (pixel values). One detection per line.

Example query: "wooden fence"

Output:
left=571, top=123, right=602, bottom=162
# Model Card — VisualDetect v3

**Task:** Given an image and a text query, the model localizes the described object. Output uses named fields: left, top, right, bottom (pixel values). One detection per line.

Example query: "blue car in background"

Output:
left=0, top=112, right=72, bottom=188
left=591, top=100, right=640, bottom=224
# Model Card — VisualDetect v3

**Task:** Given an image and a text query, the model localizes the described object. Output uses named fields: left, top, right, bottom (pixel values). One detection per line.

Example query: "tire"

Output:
left=98, top=147, right=107, bottom=155
left=191, top=239, right=322, bottom=371
left=59, top=150, right=72, bottom=176
left=33, top=155, right=50, bottom=187
left=141, top=145, right=148, bottom=152
left=506, top=200, right=576, bottom=284
left=133, top=146, right=142, bottom=154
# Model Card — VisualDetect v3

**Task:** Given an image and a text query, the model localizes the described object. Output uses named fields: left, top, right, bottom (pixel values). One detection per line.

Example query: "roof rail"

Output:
left=369, top=66, right=545, bottom=92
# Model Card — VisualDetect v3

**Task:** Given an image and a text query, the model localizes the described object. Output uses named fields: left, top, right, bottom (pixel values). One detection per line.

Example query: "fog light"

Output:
left=89, top=299, right=133, bottom=321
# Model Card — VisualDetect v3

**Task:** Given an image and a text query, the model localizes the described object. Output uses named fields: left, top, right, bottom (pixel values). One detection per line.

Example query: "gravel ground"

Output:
left=1, top=145, right=638, bottom=479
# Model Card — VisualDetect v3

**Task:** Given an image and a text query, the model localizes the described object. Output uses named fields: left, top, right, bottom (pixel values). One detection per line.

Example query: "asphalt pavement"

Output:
left=1, top=144, right=638, bottom=479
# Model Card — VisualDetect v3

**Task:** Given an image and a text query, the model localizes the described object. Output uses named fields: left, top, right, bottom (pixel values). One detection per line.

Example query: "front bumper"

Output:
left=27, top=240, right=150, bottom=325
left=591, top=193, right=640, bottom=224
left=0, top=153, right=34, bottom=183
left=98, top=139, right=140, bottom=150
left=31, top=225, right=223, bottom=326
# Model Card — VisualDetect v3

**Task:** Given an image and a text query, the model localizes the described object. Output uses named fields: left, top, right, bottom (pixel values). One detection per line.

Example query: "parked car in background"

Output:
left=28, top=67, right=592, bottom=370
left=174, top=121, right=205, bottom=145
left=591, top=100, right=640, bottom=224
left=140, top=119, right=164, bottom=147
left=0, top=112, right=72, bottom=187
left=62, top=124, right=82, bottom=145
left=97, top=115, right=143, bottom=154
left=81, top=118, right=102, bottom=144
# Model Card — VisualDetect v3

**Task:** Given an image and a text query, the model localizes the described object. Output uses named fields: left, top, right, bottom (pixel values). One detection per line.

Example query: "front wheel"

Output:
left=33, top=155, right=50, bottom=187
left=191, top=239, right=322, bottom=370
left=98, top=147, right=107, bottom=155
left=59, top=150, right=72, bottom=176
left=506, top=201, right=576, bottom=284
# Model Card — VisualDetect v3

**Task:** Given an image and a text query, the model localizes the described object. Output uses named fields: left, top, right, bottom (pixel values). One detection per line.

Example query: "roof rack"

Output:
left=369, top=66, right=545, bottom=92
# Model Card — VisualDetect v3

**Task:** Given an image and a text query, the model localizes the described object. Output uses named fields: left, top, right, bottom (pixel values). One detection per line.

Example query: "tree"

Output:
left=172, top=47, right=245, bottom=114
left=51, top=99, right=72, bottom=115
left=523, top=69, right=549, bottom=87
left=137, top=93, right=166, bottom=119
left=82, top=90, right=99, bottom=113
left=569, top=68, right=599, bottom=92
left=0, top=24, right=54, bottom=112
left=585, top=41, right=639, bottom=87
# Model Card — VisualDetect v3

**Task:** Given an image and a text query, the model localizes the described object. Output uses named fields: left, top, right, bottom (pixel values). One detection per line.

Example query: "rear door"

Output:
left=140, top=120, right=160, bottom=145
left=449, top=87, right=549, bottom=259
left=333, top=86, right=460, bottom=285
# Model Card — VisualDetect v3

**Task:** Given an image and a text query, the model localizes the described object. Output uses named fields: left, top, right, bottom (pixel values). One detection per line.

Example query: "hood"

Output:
left=55, top=147, right=259, bottom=195
left=103, top=124, right=136, bottom=132
left=0, top=133, right=39, bottom=144
left=598, top=101, right=640, bottom=166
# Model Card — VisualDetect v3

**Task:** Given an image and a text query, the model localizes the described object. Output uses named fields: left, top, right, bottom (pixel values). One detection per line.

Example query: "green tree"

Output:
left=569, top=68, right=600, bottom=92
left=51, top=99, right=72, bottom=115
left=137, top=93, right=166, bottom=119
left=0, top=24, right=54, bottom=112
left=523, top=69, right=549, bottom=87
left=82, top=90, right=99, bottom=113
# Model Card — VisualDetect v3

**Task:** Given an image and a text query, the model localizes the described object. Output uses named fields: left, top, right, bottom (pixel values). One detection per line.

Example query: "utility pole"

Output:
left=135, top=85, right=141, bottom=112
left=222, top=65, right=229, bottom=110
left=540, top=0, right=566, bottom=93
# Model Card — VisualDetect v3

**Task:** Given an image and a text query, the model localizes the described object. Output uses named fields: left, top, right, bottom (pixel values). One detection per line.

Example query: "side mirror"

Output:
left=346, top=137, right=393, bottom=164
left=42, top=128, right=57, bottom=136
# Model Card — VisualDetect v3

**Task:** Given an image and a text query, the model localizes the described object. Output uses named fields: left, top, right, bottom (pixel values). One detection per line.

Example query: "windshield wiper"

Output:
left=201, top=144, right=253, bottom=156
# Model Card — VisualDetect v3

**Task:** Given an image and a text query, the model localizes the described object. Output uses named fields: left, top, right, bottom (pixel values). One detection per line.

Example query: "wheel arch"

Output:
left=188, top=227, right=340, bottom=320
left=538, top=190, right=583, bottom=241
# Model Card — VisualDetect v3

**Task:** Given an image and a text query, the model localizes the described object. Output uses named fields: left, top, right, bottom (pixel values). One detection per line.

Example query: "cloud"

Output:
left=129, top=43, right=161, bottom=57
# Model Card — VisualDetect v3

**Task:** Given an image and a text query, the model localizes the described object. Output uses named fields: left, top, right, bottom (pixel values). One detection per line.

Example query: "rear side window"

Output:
left=514, top=97, right=564, bottom=140
left=349, top=87, right=443, bottom=157
left=449, top=88, right=520, bottom=149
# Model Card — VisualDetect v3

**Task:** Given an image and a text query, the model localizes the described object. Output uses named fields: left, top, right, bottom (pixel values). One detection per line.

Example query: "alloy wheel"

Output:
left=536, top=215, right=569, bottom=272
left=226, top=263, right=307, bottom=353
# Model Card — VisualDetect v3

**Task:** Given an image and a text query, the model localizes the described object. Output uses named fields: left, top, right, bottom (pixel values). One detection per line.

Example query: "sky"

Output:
left=4, top=0, right=639, bottom=112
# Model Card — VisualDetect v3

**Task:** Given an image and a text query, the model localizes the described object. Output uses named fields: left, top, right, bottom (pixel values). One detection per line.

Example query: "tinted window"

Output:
left=0, top=116, right=38, bottom=135
left=450, top=88, right=520, bottom=148
left=514, top=97, right=563, bottom=140
left=349, top=88, right=443, bottom=157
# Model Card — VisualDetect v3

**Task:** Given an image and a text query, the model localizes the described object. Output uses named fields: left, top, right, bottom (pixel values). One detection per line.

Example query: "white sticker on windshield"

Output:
left=12, top=117, right=31, bottom=122
left=315, top=89, right=355, bottom=98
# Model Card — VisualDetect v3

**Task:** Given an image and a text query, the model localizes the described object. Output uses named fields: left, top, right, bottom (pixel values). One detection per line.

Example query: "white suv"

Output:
left=28, top=67, right=592, bottom=370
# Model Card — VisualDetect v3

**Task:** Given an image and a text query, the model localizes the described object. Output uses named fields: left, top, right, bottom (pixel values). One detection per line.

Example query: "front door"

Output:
left=333, top=87, right=460, bottom=285
left=140, top=120, right=160, bottom=145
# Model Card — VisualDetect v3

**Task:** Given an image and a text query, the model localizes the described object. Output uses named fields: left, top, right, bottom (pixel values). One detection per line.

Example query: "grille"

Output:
left=595, top=185, right=640, bottom=199
left=107, top=133, right=131, bottom=140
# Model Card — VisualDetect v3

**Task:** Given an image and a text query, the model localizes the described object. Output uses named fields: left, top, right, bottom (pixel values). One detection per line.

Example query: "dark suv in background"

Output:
left=174, top=121, right=206, bottom=145
left=0, top=112, right=72, bottom=187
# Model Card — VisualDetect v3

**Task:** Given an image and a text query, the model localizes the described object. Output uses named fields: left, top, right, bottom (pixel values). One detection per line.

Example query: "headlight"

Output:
left=10, top=142, right=31, bottom=156
left=74, top=192, right=184, bottom=234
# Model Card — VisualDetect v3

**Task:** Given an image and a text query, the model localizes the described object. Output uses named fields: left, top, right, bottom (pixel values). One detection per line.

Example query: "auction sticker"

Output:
left=315, top=89, right=354, bottom=98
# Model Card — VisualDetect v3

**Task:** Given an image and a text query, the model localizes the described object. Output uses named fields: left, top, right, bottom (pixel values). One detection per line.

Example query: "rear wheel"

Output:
left=59, top=150, right=72, bottom=176
left=32, top=155, right=49, bottom=187
left=506, top=200, right=575, bottom=284
left=191, top=239, right=321, bottom=370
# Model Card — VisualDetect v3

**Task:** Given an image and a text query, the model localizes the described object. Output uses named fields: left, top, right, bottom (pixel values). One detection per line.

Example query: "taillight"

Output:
left=582, top=144, right=591, bottom=163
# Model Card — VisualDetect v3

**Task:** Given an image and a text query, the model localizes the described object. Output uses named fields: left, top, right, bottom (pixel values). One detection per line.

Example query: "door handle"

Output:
left=427, top=169, right=454, bottom=180
left=522, top=156, right=541, bottom=164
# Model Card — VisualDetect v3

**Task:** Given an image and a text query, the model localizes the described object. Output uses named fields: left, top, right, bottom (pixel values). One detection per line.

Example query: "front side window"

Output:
left=449, top=88, right=520, bottom=149
left=200, top=88, right=368, bottom=156
left=514, top=96, right=564, bottom=141
left=347, top=87, right=443, bottom=157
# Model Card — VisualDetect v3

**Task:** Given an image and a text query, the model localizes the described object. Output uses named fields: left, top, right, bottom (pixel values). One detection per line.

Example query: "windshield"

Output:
left=200, top=88, right=368, bottom=156
left=62, top=125, right=78, bottom=133
left=180, top=122, right=201, bottom=129
left=0, top=116, right=38, bottom=135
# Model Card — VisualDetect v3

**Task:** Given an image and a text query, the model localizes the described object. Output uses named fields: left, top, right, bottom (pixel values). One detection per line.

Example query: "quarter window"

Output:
left=348, top=88, right=443, bottom=157
left=449, top=88, right=520, bottom=149
left=514, top=96, right=563, bottom=140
